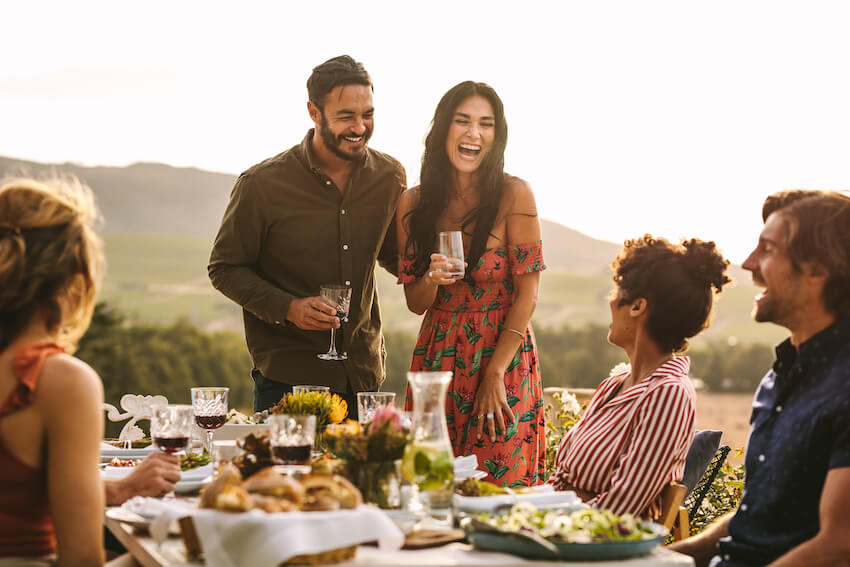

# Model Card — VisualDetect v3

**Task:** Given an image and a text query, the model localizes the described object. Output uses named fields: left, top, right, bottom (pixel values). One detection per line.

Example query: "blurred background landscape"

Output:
left=1, top=155, right=772, bottom=453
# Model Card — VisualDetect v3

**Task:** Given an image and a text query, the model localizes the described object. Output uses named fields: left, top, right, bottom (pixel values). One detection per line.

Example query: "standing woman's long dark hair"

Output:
left=403, top=81, right=509, bottom=278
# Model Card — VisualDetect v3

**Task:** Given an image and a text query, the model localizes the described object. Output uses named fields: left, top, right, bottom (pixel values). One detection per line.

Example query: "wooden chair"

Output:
left=659, top=482, right=689, bottom=541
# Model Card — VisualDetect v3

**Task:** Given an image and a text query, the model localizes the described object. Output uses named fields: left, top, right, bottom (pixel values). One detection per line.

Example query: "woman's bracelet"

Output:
left=502, top=327, right=525, bottom=340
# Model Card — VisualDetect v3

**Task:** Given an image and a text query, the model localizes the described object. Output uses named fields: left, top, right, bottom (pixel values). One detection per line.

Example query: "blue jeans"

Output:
left=251, top=369, right=359, bottom=421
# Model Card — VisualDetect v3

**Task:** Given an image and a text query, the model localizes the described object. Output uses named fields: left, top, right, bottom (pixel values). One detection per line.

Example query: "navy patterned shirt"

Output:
left=713, top=318, right=850, bottom=567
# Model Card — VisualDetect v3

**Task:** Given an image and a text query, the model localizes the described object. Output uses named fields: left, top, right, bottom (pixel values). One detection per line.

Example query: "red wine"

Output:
left=272, top=444, right=311, bottom=465
left=154, top=436, right=189, bottom=454
left=195, top=414, right=226, bottom=430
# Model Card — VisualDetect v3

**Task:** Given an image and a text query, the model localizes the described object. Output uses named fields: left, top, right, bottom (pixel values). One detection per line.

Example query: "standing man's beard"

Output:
left=320, top=113, right=372, bottom=161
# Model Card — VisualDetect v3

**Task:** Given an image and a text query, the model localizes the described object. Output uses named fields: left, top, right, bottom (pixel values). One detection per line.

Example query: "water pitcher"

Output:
left=402, top=371, right=454, bottom=527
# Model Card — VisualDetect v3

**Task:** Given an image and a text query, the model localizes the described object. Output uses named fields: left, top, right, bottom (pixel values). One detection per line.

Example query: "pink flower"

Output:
left=371, top=405, right=402, bottom=432
left=506, top=384, right=518, bottom=397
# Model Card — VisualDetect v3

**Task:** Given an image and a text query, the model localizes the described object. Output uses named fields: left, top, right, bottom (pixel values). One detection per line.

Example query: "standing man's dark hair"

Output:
left=307, top=55, right=372, bottom=108
left=209, top=55, right=405, bottom=418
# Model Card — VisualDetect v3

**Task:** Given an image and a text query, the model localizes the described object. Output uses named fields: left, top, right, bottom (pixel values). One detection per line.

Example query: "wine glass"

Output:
left=357, top=391, right=396, bottom=425
left=151, top=405, right=193, bottom=455
left=269, top=414, right=315, bottom=475
left=317, top=284, right=352, bottom=361
left=438, top=231, right=465, bottom=279
left=190, top=387, right=229, bottom=454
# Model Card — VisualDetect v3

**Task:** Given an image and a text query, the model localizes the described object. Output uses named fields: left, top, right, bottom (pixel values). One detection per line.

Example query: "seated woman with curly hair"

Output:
left=550, top=235, right=730, bottom=520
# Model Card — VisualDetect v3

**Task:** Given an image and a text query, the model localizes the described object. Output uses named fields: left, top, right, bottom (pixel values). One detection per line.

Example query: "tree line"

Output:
left=79, top=303, right=775, bottom=432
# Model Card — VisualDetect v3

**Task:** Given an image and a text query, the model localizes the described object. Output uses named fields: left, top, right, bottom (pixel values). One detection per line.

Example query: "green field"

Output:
left=101, top=233, right=785, bottom=346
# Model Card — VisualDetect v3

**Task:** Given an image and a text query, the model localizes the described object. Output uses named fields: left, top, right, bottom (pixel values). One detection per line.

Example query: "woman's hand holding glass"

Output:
left=426, top=253, right=468, bottom=286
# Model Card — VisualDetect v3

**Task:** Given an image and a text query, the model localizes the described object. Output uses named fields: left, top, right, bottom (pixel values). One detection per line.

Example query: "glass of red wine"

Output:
left=151, top=405, right=193, bottom=455
left=190, top=387, right=229, bottom=454
left=317, top=284, right=351, bottom=361
left=269, top=414, right=315, bottom=475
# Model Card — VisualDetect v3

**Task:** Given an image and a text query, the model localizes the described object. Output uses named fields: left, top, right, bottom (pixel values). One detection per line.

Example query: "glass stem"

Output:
left=206, top=430, right=213, bottom=455
left=328, top=327, right=337, bottom=356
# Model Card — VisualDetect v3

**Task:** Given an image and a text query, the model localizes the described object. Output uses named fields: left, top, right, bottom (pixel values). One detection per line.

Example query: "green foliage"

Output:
left=689, top=452, right=746, bottom=535
left=543, top=390, right=584, bottom=480
left=76, top=303, right=253, bottom=437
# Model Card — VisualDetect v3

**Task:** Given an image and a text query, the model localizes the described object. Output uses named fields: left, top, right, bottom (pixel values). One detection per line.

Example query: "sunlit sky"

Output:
left=3, top=1, right=850, bottom=263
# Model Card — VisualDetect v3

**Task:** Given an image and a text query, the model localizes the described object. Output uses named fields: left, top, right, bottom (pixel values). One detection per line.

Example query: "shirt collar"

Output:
left=773, top=317, right=850, bottom=377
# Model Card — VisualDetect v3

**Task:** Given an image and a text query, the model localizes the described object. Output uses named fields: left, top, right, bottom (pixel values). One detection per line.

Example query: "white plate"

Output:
left=101, top=445, right=157, bottom=460
left=175, top=476, right=212, bottom=494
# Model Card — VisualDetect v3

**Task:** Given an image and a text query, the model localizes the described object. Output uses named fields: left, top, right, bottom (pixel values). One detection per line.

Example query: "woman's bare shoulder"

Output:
left=38, top=354, right=102, bottom=404
left=501, top=175, right=538, bottom=215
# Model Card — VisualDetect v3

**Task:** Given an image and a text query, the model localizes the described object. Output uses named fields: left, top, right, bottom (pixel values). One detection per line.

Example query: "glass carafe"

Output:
left=401, top=371, right=454, bottom=528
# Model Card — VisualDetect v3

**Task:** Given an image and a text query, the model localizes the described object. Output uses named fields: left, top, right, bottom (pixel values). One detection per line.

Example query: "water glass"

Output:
left=357, top=391, right=396, bottom=425
left=269, top=414, right=316, bottom=466
left=292, top=385, right=331, bottom=396
left=211, top=440, right=243, bottom=467
left=151, top=405, right=193, bottom=455
left=438, top=231, right=464, bottom=278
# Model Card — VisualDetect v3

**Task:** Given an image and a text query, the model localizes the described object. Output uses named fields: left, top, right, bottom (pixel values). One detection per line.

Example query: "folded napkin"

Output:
left=122, top=496, right=198, bottom=542
left=454, top=486, right=585, bottom=513
left=191, top=506, right=404, bottom=567
left=454, top=454, right=479, bottom=473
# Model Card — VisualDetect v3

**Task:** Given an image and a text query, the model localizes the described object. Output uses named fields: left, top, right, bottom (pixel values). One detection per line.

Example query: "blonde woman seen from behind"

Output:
left=0, top=178, right=105, bottom=566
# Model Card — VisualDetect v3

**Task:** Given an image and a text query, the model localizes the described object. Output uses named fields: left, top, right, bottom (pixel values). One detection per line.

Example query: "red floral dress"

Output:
left=399, top=242, right=546, bottom=487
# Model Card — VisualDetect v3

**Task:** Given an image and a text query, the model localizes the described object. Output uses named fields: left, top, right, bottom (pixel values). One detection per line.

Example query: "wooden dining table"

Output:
left=104, top=511, right=695, bottom=567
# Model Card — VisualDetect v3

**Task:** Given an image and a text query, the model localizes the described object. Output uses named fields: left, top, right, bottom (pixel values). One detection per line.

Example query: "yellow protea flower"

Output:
left=329, top=394, right=348, bottom=424
left=270, top=390, right=349, bottom=428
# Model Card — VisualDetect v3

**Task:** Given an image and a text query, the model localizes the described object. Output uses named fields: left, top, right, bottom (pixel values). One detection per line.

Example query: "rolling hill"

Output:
left=0, top=155, right=784, bottom=345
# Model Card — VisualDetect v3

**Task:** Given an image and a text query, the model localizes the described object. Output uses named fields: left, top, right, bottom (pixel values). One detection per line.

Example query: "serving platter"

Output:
left=465, top=522, right=668, bottom=561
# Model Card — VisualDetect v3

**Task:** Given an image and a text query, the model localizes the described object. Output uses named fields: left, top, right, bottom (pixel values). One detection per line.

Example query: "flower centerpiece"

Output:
left=324, top=405, right=410, bottom=508
left=269, top=391, right=348, bottom=452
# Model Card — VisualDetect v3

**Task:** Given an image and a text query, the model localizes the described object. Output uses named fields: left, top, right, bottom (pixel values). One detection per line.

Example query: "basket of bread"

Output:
left=181, top=463, right=394, bottom=565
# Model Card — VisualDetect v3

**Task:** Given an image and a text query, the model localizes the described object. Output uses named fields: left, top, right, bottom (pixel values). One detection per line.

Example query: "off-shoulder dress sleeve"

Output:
left=508, top=240, right=546, bottom=275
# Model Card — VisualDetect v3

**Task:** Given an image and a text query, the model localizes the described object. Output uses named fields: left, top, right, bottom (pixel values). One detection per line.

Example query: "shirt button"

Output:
left=740, top=504, right=748, bottom=511
left=724, top=555, right=731, bottom=561
left=325, top=180, right=332, bottom=186
left=758, top=454, right=766, bottom=462
left=274, top=320, right=280, bottom=324
left=341, top=209, right=346, bottom=215
left=342, top=352, right=347, bottom=357
left=776, top=405, right=783, bottom=413
left=343, top=244, right=349, bottom=250
left=345, top=280, right=351, bottom=286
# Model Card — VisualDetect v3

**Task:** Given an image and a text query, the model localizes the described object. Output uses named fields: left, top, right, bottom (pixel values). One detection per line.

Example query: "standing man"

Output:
left=209, top=55, right=406, bottom=415
left=670, top=190, right=850, bottom=566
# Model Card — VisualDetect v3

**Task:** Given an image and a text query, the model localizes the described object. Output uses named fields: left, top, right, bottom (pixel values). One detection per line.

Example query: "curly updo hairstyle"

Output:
left=612, top=235, right=731, bottom=353
left=0, top=177, right=104, bottom=351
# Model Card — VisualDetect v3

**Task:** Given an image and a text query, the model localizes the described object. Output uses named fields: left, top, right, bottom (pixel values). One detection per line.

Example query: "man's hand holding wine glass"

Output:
left=285, top=296, right=341, bottom=330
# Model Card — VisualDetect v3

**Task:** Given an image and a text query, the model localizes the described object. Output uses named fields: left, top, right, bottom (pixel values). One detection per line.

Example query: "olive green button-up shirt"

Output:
left=208, top=130, right=406, bottom=393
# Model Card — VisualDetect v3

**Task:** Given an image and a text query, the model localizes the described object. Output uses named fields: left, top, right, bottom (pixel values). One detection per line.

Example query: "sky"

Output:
left=2, top=1, right=850, bottom=263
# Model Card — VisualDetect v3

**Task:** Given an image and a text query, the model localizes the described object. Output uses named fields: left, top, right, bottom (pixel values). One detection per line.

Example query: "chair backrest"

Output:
left=658, top=482, right=688, bottom=530
left=681, top=429, right=722, bottom=497
left=684, top=444, right=731, bottom=523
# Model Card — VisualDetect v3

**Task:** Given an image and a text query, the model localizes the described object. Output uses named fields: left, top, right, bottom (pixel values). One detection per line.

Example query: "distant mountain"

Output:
left=0, top=155, right=619, bottom=272
left=0, top=155, right=784, bottom=344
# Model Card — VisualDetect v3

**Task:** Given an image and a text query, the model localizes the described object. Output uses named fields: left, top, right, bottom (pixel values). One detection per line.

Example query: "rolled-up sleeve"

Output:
left=208, top=174, right=295, bottom=325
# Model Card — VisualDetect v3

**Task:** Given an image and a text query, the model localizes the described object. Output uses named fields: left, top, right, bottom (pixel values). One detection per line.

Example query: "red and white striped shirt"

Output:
left=551, top=357, right=695, bottom=519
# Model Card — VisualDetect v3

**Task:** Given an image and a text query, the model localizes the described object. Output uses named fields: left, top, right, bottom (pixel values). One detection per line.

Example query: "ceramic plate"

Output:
left=465, top=522, right=667, bottom=561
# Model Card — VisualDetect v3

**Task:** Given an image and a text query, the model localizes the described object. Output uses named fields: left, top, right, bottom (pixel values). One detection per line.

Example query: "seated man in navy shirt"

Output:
left=671, top=190, right=850, bottom=567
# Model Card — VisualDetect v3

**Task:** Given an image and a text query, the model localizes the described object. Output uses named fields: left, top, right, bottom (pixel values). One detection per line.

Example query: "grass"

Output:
left=100, top=233, right=785, bottom=345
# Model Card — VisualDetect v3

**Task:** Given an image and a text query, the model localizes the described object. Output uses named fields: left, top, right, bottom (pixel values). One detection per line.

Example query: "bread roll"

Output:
left=242, top=468, right=305, bottom=505
left=300, top=474, right=362, bottom=509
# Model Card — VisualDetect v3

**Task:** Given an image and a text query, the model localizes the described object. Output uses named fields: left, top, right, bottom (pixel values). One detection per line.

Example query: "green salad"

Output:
left=478, top=503, right=659, bottom=543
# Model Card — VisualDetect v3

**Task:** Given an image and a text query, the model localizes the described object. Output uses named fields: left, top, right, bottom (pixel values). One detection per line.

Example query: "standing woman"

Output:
left=397, top=82, right=546, bottom=487
left=0, top=179, right=105, bottom=566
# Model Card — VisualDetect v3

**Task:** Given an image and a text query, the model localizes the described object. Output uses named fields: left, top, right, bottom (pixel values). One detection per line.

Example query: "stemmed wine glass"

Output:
left=269, top=414, right=315, bottom=475
left=317, top=284, right=351, bottom=361
left=151, top=405, right=193, bottom=455
left=190, top=387, right=229, bottom=454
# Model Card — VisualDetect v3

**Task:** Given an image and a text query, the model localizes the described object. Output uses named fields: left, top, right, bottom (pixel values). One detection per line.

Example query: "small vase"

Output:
left=352, top=460, right=402, bottom=509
